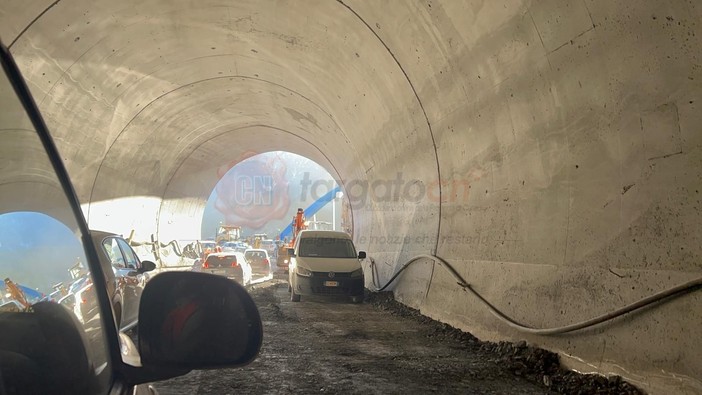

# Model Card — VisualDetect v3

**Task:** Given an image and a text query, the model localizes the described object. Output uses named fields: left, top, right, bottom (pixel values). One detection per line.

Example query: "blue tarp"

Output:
left=0, top=283, right=46, bottom=302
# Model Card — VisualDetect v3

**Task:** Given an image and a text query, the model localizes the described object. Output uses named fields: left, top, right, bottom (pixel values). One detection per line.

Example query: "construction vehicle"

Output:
left=2, top=278, right=31, bottom=311
left=215, top=225, right=242, bottom=245
left=252, top=233, right=268, bottom=249
left=277, top=208, right=307, bottom=273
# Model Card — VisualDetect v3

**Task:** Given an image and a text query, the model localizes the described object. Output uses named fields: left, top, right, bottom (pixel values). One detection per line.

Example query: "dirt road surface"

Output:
left=153, top=279, right=642, bottom=395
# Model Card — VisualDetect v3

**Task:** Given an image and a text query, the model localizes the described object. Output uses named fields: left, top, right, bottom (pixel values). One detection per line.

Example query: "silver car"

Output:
left=70, top=230, right=156, bottom=331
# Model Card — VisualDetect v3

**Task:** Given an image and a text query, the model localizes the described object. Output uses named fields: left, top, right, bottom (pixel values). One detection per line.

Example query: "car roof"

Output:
left=245, top=249, right=268, bottom=253
left=206, top=251, right=242, bottom=258
left=90, top=229, right=121, bottom=240
left=297, top=230, right=352, bottom=239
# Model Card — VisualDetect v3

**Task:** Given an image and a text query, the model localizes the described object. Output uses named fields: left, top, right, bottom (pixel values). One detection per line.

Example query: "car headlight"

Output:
left=296, top=266, right=313, bottom=277
left=350, top=268, right=363, bottom=278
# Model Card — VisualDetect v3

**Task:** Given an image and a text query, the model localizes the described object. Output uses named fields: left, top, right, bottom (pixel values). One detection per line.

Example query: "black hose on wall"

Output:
left=367, top=254, right=702, bottom=335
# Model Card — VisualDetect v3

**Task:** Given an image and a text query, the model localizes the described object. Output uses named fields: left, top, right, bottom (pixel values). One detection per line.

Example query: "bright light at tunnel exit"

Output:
left=202, top=151, right=346, bottom=239
left=85, top=197, right=162, bottom=241
left=77, top=154, right=346, bottom=244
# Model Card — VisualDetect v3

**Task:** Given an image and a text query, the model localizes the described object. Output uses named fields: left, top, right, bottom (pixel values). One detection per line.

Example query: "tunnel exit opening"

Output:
left=201, top=151, right=352, bottom=243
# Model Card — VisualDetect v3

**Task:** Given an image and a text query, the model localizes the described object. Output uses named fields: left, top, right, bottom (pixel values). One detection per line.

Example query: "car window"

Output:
left=117, top=238, right=139, bottom=269
left=205, top=255, right=237, bottom=267
left=0, top=47, right=112, bottom=393
left=245, top=250, right=266, bottom=259
left=299, top=238, right=357, bottom=258
left=103, top=238, right=126, bottom=268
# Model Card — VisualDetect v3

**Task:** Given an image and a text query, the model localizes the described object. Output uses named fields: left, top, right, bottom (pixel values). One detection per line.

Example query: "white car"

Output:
left=287, top=230, right=366, bottom=303
left=200, top=251, right=252, bottom=286
left=244, top=249, right=272, bottom=277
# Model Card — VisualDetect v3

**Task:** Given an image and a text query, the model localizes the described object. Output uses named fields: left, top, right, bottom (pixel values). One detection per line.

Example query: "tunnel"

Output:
left=1, top=1, right=701, bottom=393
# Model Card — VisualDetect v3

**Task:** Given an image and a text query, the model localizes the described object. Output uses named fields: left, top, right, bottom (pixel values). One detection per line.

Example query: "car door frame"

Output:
left=1, top=40, right=126, bottom=391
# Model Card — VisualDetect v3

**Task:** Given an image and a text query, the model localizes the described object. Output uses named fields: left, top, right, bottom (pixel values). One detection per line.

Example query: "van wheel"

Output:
left=351, top=296, right=363, bottom=304
left=291, top=288, right=301, bottom=302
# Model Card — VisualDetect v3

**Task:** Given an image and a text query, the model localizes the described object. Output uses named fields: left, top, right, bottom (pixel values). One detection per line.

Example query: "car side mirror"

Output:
left=358, top=251, right=366, bottom=260
left=137, top=272, right=262, bottom=370
left=139, top=260, right=157, bottom=273
left=287, top=248, right=295, bottom=257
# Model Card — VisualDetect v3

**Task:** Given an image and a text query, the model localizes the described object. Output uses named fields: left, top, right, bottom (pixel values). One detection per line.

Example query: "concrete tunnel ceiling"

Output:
left=2, top=0, right=438, bottom=243
left=1, top=1, right=701, bottom=393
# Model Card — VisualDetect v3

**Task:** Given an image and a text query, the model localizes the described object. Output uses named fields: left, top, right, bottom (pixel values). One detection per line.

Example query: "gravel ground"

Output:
left=152, top=279, right=644, bottom=395
left=366, top=291, right=643, bottom=395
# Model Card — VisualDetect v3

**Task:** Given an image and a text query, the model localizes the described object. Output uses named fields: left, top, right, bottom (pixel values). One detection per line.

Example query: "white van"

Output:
left=287, top=230, right=366, bottom=303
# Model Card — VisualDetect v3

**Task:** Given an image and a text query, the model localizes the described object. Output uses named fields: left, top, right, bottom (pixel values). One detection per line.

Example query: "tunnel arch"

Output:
left=2, top=1, right=702, bottom=393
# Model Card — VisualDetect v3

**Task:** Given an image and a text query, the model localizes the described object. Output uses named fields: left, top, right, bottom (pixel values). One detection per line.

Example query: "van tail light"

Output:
left=263, top=258, right=269, bottom=265
left=202, top=261, right=209, bottom=269
left=231, top=259, right=238, bottom=267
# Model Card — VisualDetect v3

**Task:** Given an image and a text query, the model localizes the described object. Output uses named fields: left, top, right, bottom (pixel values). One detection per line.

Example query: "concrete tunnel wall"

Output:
left=1, top=1, right=701, bottom=393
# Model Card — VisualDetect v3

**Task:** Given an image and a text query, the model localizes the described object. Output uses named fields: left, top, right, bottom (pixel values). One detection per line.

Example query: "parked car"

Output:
left=221, top=241, right=238, bottom=251
left=58, top=292, right=77, bottom=313
left=200, top=251, right=252, bottom=286
left=287, top=230, right=366, bottom=303
left=90, top=230, right=156, bottom=331
left=244, top=248, right=272, bottom=277
left=67, top=230, right=156, bottom=331
left=193, top=240, right=215, bottom=258
left=0, top=42, right=262, bottom=395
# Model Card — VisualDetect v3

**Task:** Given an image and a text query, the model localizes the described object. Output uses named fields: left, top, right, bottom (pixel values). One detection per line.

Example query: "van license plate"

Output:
left=324, top=281, right=339, bottom=287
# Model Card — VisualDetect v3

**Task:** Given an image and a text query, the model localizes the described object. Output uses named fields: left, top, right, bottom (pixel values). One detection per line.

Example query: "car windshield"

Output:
left=298, top=238, right=357, bottom=258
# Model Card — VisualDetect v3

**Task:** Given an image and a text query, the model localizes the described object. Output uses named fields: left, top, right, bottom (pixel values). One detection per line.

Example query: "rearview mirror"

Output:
left=137, top=272, right=262, bottom=369
left=358, top=251, right=366, bottom=260
left=287, top=248, right=295, bottom=257
left=139, top=260, right=157, bottom=273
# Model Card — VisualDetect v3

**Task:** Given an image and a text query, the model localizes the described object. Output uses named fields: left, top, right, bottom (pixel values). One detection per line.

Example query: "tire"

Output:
left=351, top=295, right=363, bottom=304
left=290, top=288, right=301, bottom=302
left=288, top=282, right=292, bottom=292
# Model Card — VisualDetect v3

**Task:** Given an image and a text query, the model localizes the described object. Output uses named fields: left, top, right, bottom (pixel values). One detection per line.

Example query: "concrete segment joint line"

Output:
left=336, top=0, right=443, bottom=254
